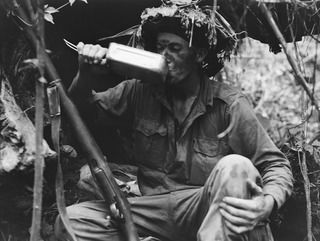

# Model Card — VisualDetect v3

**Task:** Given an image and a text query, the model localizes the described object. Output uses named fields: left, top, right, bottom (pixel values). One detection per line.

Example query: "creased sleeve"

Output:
left=90, top=79, right=139, bottom=118
left=228, top=96, right=293, bottom=209
left=68, top=71, right=139, bottom=127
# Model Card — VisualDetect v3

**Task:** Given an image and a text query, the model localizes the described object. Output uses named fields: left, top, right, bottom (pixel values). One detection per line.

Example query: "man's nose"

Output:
left=159, top=47, right=169, bottom=57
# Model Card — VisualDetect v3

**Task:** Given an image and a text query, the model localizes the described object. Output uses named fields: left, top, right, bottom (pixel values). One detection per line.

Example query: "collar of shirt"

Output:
left=149, top=74, right=217, bottom=138
left=151, top=75, right=215, bottom=111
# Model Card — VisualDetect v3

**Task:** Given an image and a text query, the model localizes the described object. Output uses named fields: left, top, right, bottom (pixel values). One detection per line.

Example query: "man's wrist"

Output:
left=69, top=71, right=92, bottom=97
left=263, top=194, right=275, bottom=219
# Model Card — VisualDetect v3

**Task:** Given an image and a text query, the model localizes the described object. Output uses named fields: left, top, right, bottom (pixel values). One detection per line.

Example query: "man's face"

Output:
left=156, top=32, right=199, bottom=85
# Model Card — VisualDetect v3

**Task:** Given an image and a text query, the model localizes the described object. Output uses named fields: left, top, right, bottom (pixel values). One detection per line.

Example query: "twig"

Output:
left=29, top=0, right=46, bottom=240
left=299, top=44, right=313, bottom=241
left=56, top=1, right=70, bottom=11
left=298, top=148, right=313, bottom=241
left=259, top=3, right=320, bottom=112
left=308, top=169, right=320, bottom=175
left=211, top=0, right=217, bottom=45
left=14, top=15, right=33, bottom=26
left=30, top=78, right=46, bottom=241
left=311, top=39, right=319, bottom=122
left=189, top=16, right=194, bottom=47
left=24, top=0, right=35, bottom=21
left=23, top=105, right=35, bottom=114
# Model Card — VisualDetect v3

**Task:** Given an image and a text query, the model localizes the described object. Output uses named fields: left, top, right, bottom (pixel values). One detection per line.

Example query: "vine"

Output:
left=44, top=0, right=87, bottom=24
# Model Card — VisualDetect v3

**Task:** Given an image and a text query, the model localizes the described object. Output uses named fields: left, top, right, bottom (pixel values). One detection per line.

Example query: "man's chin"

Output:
left=165, top=76, right=183, bottom=86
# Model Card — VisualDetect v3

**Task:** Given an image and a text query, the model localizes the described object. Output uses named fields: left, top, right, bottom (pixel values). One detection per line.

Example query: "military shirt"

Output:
left=71, top=75, right=293, bottom=209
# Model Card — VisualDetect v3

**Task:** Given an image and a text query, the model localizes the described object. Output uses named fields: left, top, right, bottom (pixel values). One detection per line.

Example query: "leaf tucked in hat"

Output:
left=139, top=0, right=238, bottom=59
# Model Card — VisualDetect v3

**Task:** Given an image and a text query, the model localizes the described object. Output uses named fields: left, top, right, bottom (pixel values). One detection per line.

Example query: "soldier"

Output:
left=55, top=2, right=293, bottom=241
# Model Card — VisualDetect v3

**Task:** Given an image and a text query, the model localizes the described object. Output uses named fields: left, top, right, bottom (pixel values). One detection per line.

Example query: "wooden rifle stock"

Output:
left=4, top=4, right=139, bottom=241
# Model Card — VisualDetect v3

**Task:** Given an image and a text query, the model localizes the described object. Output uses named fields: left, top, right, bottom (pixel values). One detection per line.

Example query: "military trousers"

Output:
left=55, top=154, right=274, bottom=241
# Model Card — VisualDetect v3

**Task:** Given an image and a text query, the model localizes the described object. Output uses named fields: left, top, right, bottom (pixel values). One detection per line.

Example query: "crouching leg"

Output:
left=197, top=154, right=274, bottom=241
left=55, top=200, right=125, bottom=241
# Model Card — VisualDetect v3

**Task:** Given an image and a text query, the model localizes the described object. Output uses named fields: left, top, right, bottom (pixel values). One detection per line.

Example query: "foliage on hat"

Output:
left=138, top=0, right=238, bottom=59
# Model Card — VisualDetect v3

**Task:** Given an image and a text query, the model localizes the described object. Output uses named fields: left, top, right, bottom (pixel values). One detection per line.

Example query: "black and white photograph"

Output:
left=0, top=0, right=319, bottom=240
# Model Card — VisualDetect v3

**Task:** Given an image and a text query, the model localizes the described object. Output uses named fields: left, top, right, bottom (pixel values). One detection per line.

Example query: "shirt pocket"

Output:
left=193, top=138, right=219, bottom=157
left=189, top=138, right=227, bottom=185
left=134, top=119, right=167, bottom=169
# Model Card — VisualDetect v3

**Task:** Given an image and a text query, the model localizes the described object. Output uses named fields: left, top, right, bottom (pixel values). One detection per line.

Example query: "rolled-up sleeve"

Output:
left=69, top=75, right=139, bottom=126
left=90, top=79, right=138, bottom=117
left=228, top=96, right=293, bottom=209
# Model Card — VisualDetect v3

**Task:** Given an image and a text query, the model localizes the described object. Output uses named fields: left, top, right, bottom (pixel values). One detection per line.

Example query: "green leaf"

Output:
left=44, top=12, right=54, bottom=24
left=69, top=0, right=87, bottom=6
left=24, top=58, right=39, bottom=68
left=44, top=5, right=59, bottom=14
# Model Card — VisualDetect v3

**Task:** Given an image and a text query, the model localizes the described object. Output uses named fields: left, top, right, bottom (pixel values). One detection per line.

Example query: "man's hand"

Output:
left=219, top=179, right=274, bottom=234
left=77, top=42, right=108, bottom=75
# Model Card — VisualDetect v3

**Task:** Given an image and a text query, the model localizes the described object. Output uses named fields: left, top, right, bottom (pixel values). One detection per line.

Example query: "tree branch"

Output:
left=29, top=0, right=46, bottom=240
left=298, top=150, right=313, bottom=241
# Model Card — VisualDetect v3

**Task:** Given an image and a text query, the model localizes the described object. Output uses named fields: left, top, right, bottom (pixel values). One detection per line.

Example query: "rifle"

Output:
left=1, top=2, right=139, bottom=241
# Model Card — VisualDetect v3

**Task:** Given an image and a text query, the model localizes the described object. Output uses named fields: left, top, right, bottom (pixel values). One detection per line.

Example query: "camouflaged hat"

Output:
left=137, top=0, right=238, bottom=75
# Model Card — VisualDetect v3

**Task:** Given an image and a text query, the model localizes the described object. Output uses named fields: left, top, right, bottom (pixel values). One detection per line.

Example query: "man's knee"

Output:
left=215, top=154, right=260, bottom=179
left=216, top=154, right=253, bottom=170
left=204, top=154, right=261, bottom=199
left=219, top=155, right=261, bottom=197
